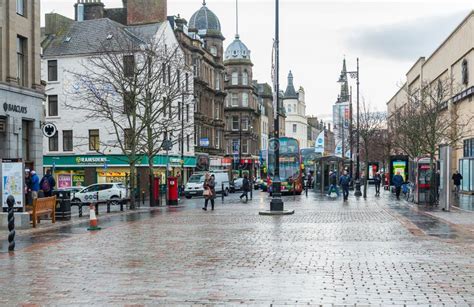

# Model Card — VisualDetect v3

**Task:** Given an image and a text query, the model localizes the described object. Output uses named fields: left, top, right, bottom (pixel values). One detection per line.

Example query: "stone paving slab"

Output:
left=0, top=191, right=473, bottom=305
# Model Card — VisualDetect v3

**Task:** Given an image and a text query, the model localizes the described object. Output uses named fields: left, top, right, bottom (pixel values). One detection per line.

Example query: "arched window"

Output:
left=232, top=72, right=238, bottom=85
left=242, top=71, right=249, bottom=85
left=462, top=59, right=469, bottom=86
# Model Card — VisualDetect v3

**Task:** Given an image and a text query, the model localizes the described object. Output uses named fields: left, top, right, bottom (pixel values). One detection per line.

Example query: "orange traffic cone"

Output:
left=87, top=204, right=101, bottom=231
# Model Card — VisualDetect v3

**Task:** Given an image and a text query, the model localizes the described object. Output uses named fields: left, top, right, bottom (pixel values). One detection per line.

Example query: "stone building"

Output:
left=223, top=33, right=260, bottom=172
left=283, top=71, right=308, bottom=148
left=387, top=10, right=474, bottom=192
left=0, top=0, right=44, bottom=180
left=171, top=2, right=226, bottom=170
left=41, top=0, right=195, bottom=190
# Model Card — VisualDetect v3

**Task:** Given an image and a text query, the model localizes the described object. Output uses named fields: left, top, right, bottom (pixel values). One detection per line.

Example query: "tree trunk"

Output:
left=129, top=162, right=136, bottom=209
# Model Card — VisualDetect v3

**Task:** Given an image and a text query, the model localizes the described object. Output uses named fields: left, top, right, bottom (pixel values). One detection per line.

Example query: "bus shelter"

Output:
left=313, top=156, right=346, bottom=194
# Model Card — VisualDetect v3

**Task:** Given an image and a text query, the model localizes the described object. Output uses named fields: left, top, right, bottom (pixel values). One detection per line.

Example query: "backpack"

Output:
left=41, top=177, right=51, bottom=192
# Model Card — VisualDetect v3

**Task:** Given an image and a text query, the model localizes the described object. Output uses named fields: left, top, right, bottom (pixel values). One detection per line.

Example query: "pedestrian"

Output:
left=240, top=174, right=250, bottom=203
left=39, top=169, right=56, bottom=197
left=392, top=171, right=404, bottom=200
left=452, top=170, right=463, bottom=196
left=30, top=170, right=40, bottom=201
left=202, top=173, right=216, bottom=211
left=306, top=172, right=313, bottom=189
left=374, top=171, right=382, bottom=196
left=327, top=171, right=340, bottom=197
left=24, top=170, right=32, bottom=206
left=339, top=171, right=351, bottom=201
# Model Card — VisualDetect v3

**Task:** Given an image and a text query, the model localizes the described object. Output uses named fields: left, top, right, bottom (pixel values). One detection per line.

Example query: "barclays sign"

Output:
left=3, top=103, right=27, bottom=114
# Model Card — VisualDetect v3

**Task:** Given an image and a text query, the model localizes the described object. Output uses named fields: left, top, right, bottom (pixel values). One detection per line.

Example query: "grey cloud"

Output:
left=344, top=11, right=469, bottom=61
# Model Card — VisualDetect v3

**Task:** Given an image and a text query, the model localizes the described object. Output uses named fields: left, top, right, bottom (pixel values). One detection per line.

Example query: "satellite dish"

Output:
left=42, top=123, right=57, bottom=138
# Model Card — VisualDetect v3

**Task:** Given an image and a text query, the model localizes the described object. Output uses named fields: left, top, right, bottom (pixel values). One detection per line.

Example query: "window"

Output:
left=163, top=97, right=167, bottom=117
left=232, top=72, right=238, bottom=85
left=187, top=135, right=190, bottom=152
left=16, top=0, right=25, bottom=16
left=22, top=121, right=30, bottom=161
left=168, top=65, right=171, bottom=86
left=123, top=92, right=134, bottom=115
left=89, top=129, right=100, bottom=151
left=48, top=60, right=58, bottom=82
left=49, top=132, right=58, bottom=152
left=242, top=117, right=249, bottom=131
left=242, top=71, right=248, bottom=86
left=123, top=55, right=135, bottom=78
left=215, top=103, right=220, bottom=120
left=16, top=36, right=27, bottom=86
left=232, top=116, right=239, bottom=131
left=287, top=105, right=291, bottom=113
left=48, top=95, right=58, bottom=117
left=210, top=46, right=217, bottom=56
left=232, top=139, right=240, bottom=153
left=462, top=59, right=469, bottom=86
left=231, top=93, right=238, bottom=107
left=124, top=129, right=133, bottom=150
left=169, top=102, right=172, bottom=119
left=186, top=104, right=190, bottom=122
left=214, top=130, right=220, bottom=149
left=464, top=138, right=474, bottom=157
left=293, top=124, right=297, bottom=133
left=242, top=139, right=248, bottom=154
left=185, top=73, right=189, bottom=92
left=215, top=73, right=221, bottom=91
left=242, top=93, right=249, bottom=107
left=63, top=130, right=73, bottom=152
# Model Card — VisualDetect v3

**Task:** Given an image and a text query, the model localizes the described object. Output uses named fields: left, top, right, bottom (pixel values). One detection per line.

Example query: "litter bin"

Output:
left=53, top=190, right=72, bottom=221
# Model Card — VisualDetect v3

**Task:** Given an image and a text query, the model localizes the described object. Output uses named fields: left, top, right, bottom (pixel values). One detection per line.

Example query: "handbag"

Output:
left=203, top=188, right=211, bottom=197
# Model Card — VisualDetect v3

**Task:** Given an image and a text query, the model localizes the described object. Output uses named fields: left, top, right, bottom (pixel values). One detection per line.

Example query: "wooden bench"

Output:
left=28, top=196, right=57, bottom=228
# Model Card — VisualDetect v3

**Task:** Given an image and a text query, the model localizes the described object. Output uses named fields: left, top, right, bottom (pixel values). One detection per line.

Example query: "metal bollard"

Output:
left=142, top=190, right=145, bottom=207
left=7, top=196, right=15, bottom=252
left=107, top=201, right=111, bottom=213
left=305, top=183, right=308, bottom=197
left=222, top=183, right=225, bottom=203
left=95, top=203, right=99, bottom=216
left=79, top=204, right=83, bottom=217
left=250, top=182, right=253, bottom=200
left=293, top=182, right=296, bottom=200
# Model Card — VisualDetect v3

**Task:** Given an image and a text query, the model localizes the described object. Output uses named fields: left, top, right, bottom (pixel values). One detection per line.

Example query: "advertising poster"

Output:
left=393, top=161, right=407, bottom=181
left=2, top=160, right=24, bottom=208
left=58, top=174, right=72, bottom=189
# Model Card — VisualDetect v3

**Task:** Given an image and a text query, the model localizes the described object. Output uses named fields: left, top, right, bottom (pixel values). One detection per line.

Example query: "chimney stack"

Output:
left=123, top=0, right=167, bottom=25
left=74, top=0, right=105, bottom=21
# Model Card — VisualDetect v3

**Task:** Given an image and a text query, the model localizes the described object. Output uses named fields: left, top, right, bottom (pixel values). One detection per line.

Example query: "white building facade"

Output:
left=283, top=71, right=308, bottom=148
left=41, top=17, right=194, bottom=188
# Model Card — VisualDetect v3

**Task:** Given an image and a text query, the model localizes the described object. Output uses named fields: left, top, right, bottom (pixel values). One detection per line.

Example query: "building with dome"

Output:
left=171, top=1, right=226, bottom=170
left=223, top=34, right=261, bottom=177
left=283, top=71, right=308, bottom=148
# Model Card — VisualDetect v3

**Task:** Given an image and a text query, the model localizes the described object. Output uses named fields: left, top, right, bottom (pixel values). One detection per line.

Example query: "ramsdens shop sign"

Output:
left=3, top=103, right=27, bottom=114
left=75, top=157, right=108, bottom=164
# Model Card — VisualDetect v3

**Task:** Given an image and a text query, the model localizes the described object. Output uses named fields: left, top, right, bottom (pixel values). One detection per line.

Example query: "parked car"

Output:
left=232, top=178, right=244, bottom=191
left=184, top=171, right=230, bottom=199
left=71, top=183, right=127, bottom=205
left=254, top=178, right=263, bottom=190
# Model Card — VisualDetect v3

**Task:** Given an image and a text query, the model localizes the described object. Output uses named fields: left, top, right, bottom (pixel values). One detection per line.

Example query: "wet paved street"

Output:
left=1, top=189, right=474, bottom=305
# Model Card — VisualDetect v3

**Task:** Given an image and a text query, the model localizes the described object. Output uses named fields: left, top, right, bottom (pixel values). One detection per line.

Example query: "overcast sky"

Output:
left=41, top=0, right=473, bottom=121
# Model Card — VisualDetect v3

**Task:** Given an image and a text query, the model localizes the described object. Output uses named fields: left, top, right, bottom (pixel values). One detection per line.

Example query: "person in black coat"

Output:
left=374, top=172, right=382, bottom=196
left=240, top=174, right=250, bottom=203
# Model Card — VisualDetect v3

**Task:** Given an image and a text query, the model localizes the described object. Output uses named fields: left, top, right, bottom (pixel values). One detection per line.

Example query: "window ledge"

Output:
left=46, top=116, right=61, bottom=120
left=47, top=81, right=60, bottom=85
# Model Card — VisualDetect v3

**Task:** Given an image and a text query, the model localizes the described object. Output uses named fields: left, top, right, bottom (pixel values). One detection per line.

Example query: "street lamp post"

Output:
left=239, top=112, right=243, bottom=178
left=341, top=58, right=361, bottom=197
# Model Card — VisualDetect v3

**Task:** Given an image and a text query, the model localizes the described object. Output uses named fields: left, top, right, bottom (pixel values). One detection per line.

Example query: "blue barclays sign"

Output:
left=3, top=103, right=27, bottom=114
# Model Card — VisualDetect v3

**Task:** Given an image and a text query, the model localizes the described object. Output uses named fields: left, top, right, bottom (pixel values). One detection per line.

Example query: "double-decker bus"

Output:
left=267, top=137, right=303, bottom=194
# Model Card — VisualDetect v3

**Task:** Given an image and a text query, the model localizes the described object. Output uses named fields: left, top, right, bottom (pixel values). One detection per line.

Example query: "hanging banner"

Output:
left=334, top=141, right=343, bottom=157
left=2, top=159, right=24, bottom=209
left=314, top=131, right=325, bottom=153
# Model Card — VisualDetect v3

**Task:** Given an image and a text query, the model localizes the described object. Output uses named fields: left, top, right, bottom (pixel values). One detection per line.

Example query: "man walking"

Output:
left=392, top=171, right=404, bottom=200
left=40, top=169, right=56, bottom=197
left=374, top=171, right=382, bottom=196
left=240, top=174, right=250, bottom=203
left=339, top=171, right=351, bottom=201
left=327, top=171, right=339, bottom=197
left=452, top=170, right=463, bottom=196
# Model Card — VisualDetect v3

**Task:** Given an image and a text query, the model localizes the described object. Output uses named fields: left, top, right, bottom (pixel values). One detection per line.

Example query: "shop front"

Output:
left=44, top=155, right=197, bottom=189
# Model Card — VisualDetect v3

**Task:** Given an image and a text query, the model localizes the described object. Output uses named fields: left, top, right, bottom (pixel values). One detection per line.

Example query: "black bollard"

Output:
left=7, top=195, right=15, bottom=252
left=142, top=190, right=145, bottom=207
left=222, top=183, right=225, bottom=203
left=107, top=201, right=111, bottom=213
left=305, top=183, right=308, bottom=197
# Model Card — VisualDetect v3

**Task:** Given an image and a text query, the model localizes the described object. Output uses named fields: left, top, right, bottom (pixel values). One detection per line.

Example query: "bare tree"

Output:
left=392, top=77, right=473, bottom=204
left=64, top=25, right=193, bottom=208
left=358, top=99, right=387, bottom=198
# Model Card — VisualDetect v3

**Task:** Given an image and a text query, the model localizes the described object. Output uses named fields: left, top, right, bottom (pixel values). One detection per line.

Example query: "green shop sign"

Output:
left=44, top=155, right=197, bottom=168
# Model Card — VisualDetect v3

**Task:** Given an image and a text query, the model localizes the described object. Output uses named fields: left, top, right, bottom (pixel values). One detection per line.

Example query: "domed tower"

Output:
left=224, top=33, right=259, bottom=163
left=189, top=1, right=225, bottom=61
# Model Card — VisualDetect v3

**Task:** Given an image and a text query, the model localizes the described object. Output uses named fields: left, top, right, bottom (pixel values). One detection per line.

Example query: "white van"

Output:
left=184, top=171, right=230, bottom=199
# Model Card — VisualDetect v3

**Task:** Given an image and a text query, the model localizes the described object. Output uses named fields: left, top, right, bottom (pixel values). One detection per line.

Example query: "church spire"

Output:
left=338, top=58, right=349, bottom=102
left=284, top=70, right=298, bottom=99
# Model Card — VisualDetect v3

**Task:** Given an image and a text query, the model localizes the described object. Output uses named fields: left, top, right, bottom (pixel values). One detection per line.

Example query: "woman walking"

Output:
left=202, top=173, right=216, bottom=211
